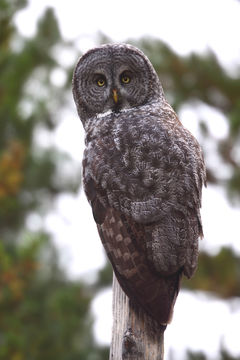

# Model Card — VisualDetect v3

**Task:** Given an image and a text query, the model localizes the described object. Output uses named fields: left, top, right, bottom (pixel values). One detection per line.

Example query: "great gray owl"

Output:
left=72, top=43, right=206, bottom=326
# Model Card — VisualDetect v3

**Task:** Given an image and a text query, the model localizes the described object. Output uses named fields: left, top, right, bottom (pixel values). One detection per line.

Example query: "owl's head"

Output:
left=72, top=44, right=164, bottom=123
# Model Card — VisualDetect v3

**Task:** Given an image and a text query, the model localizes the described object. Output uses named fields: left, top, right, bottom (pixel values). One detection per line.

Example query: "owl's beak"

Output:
left=112, top=89, right=118, bottom=104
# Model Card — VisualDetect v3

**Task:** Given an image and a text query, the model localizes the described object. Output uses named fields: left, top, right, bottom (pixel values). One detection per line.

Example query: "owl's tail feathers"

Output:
left=113, top=263, right=182, bottom=326
left=143, top=271, right=182, bottom=325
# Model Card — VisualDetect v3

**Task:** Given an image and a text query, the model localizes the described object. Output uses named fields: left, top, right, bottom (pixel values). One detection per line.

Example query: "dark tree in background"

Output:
left=1, top=1, right=240, bottom=359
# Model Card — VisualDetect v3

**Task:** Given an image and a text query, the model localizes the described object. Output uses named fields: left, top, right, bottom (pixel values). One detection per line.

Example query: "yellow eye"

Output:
left=121, top=74, right=131, bottom=84
left=97, top=78, right=105, bottom=87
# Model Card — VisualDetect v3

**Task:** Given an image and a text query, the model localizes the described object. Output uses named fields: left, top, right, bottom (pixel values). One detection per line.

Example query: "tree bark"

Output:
left=109, top=273, right=166, bottom=360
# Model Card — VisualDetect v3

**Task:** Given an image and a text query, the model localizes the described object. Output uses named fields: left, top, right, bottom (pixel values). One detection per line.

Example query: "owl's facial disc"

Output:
left=72, top=44, right=163, bottom=122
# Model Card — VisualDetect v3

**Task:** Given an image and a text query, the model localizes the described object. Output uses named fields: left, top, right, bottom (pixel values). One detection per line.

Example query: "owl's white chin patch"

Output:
left=96, top=109, right=113, bottom=119
left=118, top=107, right=132, bottom=113
left=96, top=108, right=133, bottom=119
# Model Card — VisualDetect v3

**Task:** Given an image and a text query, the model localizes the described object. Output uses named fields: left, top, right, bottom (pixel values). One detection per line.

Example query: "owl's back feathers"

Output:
left=82, top=104, right=205, bottom=325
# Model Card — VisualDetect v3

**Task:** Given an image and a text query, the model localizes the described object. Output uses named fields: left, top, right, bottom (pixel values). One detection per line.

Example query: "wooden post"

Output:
left=109, top=273, right=166, bottom=360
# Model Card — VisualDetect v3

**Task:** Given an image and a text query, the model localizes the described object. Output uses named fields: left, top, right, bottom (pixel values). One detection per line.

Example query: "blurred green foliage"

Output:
left=183, top=247, right=240, bottom=298
left=0, top=1, right=107, bottom=359
left=0, top=234, right=100, bottom=360
left=186, top=349, right=240, bottom=360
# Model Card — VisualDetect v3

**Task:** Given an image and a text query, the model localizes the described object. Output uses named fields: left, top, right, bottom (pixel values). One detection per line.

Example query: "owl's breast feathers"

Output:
left=83, top=105, right=206, bottom=325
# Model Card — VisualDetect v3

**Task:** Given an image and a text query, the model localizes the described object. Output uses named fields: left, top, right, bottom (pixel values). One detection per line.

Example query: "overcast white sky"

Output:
left=15, top=1, right=240, bottom=359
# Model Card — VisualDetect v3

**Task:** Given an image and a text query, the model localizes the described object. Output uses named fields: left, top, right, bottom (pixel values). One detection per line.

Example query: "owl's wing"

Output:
left=84, top=176, right=181, bottom=325
left=83, top=176, right=107, bottom=224
left=99, top=206, right=181, bottom=325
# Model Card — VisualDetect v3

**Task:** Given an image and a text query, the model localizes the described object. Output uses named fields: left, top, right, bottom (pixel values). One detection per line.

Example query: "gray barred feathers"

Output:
left=72, top=43, right=206, bottom=325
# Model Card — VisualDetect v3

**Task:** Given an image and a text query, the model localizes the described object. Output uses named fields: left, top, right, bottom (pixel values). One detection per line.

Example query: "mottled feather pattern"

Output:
left=98, top=207, right=181, bottom=324
left=84, top=102, right=204, bottom=278
left=73, top=44, right=206, bottom=325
